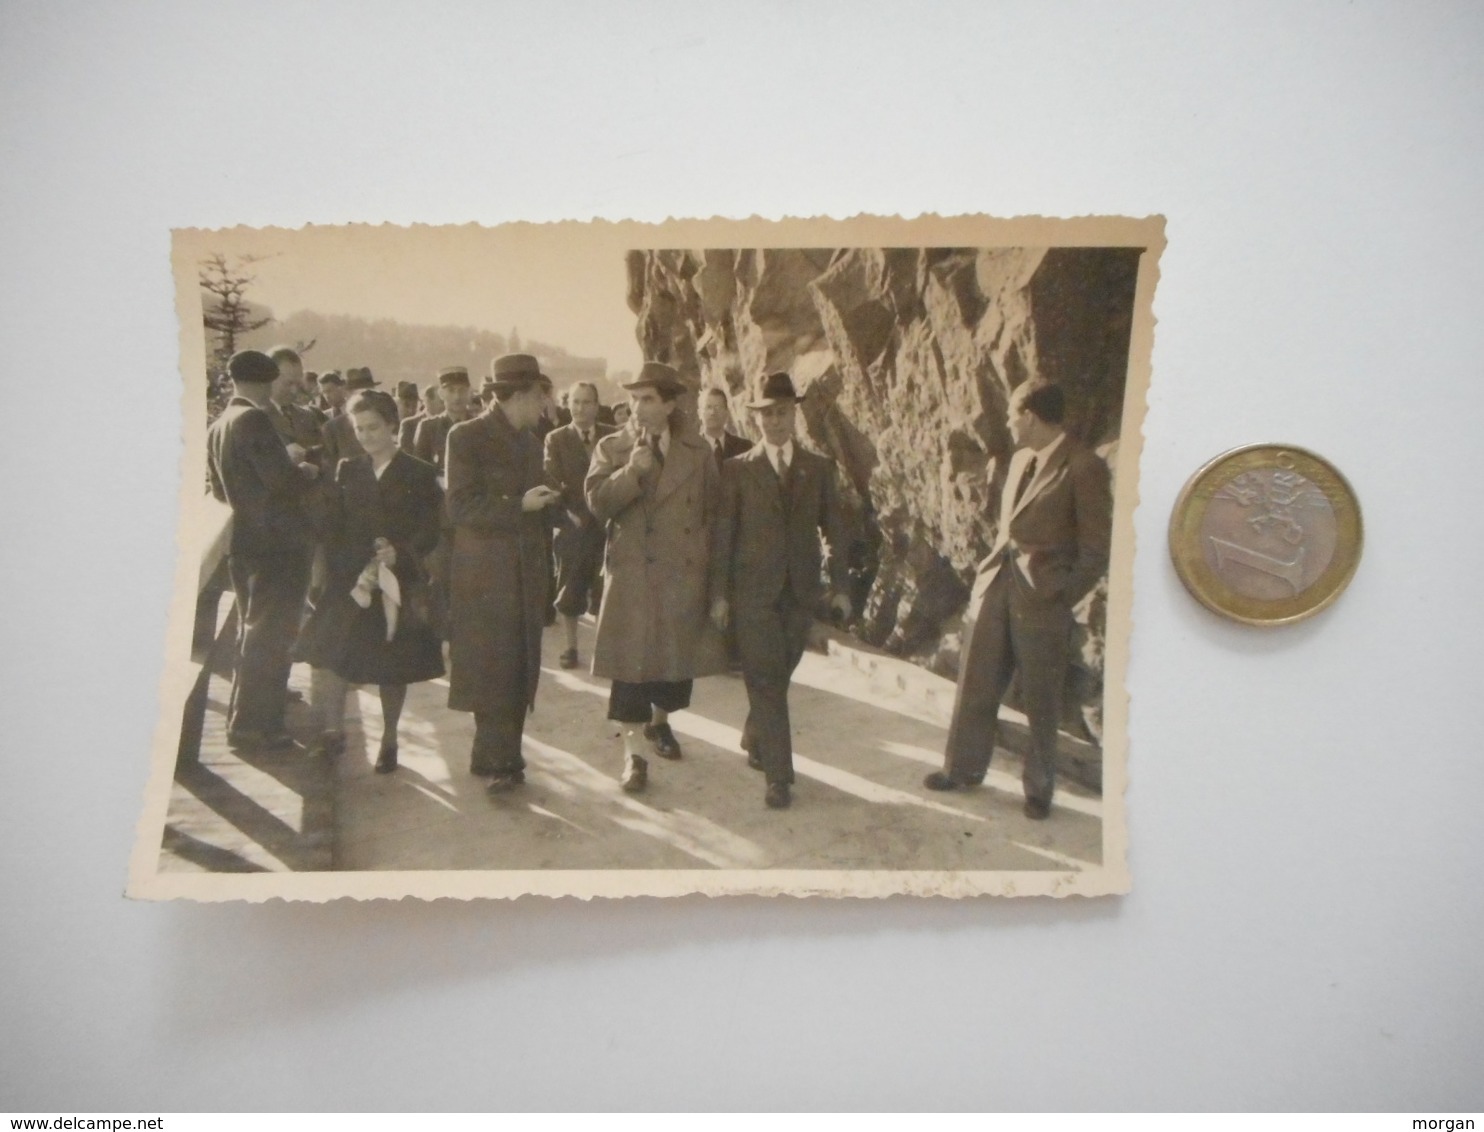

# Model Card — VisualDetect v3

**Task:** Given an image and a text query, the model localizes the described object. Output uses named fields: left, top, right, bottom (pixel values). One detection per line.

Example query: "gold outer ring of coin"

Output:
left=1169, top=443, right=1363, bottom=626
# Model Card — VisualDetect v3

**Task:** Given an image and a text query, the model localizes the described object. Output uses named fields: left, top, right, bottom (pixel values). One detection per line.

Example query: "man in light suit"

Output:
left=924, top=382, right=1113, bottom=819
left=710, top=373, right=852, bottom=809
left=543, top=380, right=614, bottom=669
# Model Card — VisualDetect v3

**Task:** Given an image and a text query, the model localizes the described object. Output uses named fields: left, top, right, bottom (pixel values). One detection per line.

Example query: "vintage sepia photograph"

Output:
left=128, top=214, right=1161, bottom=900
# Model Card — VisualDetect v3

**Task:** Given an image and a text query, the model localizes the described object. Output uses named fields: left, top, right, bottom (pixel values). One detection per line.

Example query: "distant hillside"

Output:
left=236, top=310, right=621, bottom=402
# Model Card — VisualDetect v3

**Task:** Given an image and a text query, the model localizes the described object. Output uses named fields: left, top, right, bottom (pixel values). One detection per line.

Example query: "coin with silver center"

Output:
left=1169, top=444, right=1362, bottom=625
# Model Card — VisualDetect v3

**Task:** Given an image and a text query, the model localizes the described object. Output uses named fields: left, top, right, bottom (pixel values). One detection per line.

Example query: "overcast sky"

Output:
left=184, top=223, right=647, bottom=374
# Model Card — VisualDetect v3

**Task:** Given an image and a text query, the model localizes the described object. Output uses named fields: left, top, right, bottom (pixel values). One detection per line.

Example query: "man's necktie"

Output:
left=714, top=438, right=724, bottom=463
left=649, top=433, right=664, bottom=467
left=1014, top=455, right=1038, bottom=506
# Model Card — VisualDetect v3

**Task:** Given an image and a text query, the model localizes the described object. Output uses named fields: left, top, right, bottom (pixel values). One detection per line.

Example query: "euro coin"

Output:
left=1169, top=444, right=1362, bottom=626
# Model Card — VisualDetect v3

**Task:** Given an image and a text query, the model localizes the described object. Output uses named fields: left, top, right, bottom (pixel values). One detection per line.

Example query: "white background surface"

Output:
left=2, top=0, right=1480, bottom=1112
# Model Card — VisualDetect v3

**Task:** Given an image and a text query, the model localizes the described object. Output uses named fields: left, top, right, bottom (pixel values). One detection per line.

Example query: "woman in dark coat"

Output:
left=295, top=389, right=444, bottom=772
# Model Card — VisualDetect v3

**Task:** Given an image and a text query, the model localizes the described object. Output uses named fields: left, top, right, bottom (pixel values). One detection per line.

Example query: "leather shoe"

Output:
left=558, top=648, right=579, bottom=669
left=923, top=771, right=963, bottom=791
left=1023, top=798, right=1051, bottom=821
left=374, top=742, right=398, bottom=774
left=620, top=754, right=648, bottom=794
left=644, top=722, right=682, bottom=760
left=486, top=770, right=525, bottom=795
left=765, top=782, right=791, bottom=809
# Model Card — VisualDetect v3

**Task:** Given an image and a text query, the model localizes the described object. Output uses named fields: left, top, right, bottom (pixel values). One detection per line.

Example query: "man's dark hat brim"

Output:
left=746, top=372, right=804, bottom=409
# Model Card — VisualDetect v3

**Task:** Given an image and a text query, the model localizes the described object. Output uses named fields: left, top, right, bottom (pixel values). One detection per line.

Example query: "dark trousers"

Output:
left=943, top=567, right=1071, bottom=807
left=553, top=518, right=606, bottom=617
left=472, top=703, right=528, bottom=776
left=226, top=549, right=310, bottom=738
left=735, top=589, right=814, bottom=786
left=607, top=680, right=692, bottom=723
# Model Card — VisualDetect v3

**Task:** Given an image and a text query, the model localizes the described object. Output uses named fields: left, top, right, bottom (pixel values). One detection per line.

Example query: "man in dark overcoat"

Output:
left=445, top=354, right=562, bottom=794
left=923, top=382, right=1113, bottom=819
left=709, top=373, right=852, bottom=809
left=206, top=349, right=320, bottom=750
left=543, top=380, right=614, bottom=669
left=586, top=362, right=728, bottom=794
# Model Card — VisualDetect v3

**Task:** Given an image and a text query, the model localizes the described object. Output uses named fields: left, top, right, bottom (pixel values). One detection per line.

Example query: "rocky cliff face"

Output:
left=629, top=246, right=1140, bottom=746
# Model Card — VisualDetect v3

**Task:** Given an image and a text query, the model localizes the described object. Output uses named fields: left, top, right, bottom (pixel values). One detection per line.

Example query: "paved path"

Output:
left=329, top=618, right=1104, bottom=874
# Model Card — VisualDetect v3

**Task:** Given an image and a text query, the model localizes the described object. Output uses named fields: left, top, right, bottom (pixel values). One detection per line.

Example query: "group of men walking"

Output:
left=205, top=342, right=1111, bottom=821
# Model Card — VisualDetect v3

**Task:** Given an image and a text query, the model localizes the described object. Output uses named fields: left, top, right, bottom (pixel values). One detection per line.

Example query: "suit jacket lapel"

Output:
left=1009, top=439, right=1071, bottom=522
left=651, top=433, right=696, bottom=507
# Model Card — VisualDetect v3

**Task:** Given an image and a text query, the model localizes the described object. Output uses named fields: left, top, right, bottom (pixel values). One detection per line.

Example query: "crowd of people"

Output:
left=204, top=342, right=1110, bottom=819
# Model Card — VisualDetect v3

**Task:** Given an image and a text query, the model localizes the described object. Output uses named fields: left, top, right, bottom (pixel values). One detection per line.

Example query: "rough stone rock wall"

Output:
left=628, top=246, right=1140, bottom=746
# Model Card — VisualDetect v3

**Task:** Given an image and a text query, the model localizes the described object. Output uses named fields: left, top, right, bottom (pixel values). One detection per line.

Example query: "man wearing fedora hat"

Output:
left=444, top=354, right=563, bottom=793
left=586, top=361, right=729, bottom=794
left=710, top=372, right=852, bottom=809
left=206, top=349, right=321, bottom=750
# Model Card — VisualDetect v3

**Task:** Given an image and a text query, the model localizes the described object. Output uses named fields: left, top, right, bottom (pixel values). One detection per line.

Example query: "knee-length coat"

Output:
left=293, top=451, right=445, bottom=686
left=444, top=406, right=550, bottom=714
left=585, top=426, right=728, bottom=683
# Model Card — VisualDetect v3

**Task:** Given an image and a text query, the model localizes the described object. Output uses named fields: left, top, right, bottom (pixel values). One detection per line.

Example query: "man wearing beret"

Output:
left=586, top=362, right=728, bottom=794
left=414, top=366, right=477, bottom=639
left=710, top=373, right=852, bottom=809
left=445, top=354, right=563, bottom=792
left=206, top=349, right=321, bottom=750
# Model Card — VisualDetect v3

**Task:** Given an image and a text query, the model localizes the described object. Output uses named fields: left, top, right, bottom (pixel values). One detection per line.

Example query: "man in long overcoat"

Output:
left=544, top=380, right=614, bottom=669
left=923, top=381, right=1113, bottom=819
left=586, top=362, right=728, bottom=793
left=710, top=372, right=853, bottom=809
left=444, top=354, right=562, bottom=793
